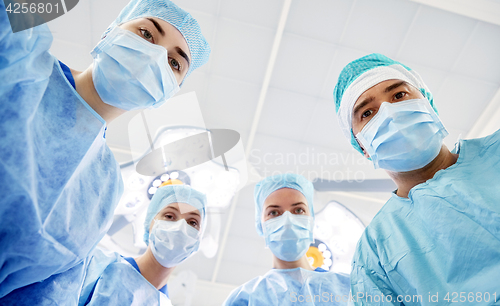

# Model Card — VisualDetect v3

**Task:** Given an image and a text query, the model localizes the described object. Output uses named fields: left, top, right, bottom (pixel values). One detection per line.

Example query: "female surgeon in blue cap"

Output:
left=224, top=173, right=350, bottom=306
left=78, top=184, right=207, bottom=306
left=0, top=0, right=210, bottom=303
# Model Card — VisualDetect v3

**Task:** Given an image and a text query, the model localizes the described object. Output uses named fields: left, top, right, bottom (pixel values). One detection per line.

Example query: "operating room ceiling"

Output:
left=47, top=0, right=500, bottom=304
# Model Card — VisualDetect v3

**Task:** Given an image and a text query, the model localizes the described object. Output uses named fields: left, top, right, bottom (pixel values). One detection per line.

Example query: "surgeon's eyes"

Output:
left=268, top=210, right=280, bottom=217
left=293, top=207, right=306, bottom=214
left=188, top=219, right=199, bottom=229
left=164, top=213, right=176, bottom=221
left=169, top=58, right=181, bottom=72
left=394, top=91, right=407, bottom=100
left=361, top=109, right=373, bottom=119
left=140, top=29, right=154, bottom=43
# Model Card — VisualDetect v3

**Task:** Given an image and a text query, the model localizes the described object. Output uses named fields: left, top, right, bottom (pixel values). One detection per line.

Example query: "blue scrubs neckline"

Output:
left=58, top=61, right=76, bottom=89
left=122, top=257, right=169, bottom=297
left=393, top=139, right=465, bottom=200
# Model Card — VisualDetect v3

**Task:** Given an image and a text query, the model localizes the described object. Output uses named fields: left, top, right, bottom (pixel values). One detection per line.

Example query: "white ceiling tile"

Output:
left=49, top=40, right=92, bottom=71
left=293, top=143, right=375, bottom=182
left=397, top=5, right=477, bottom=72
left=177, top=71, right=209, bottom=104
left=452, top=22, right=500, bottom=83
left=210, top=18, right=275, bottom=84
left=257, top=87, right=318, bottom=140
left=250, top=133, right=302, bottom=177
left=285, top=0, right=353, bottom=44
left=229, top=206, right=260, bottom=240
left=89, top=0, right=127, bottom=45
left=398, top=61, right=449, bottom=95
left=320, top=47, right=369, bottom=101
left=48, top=0, right=92, bottom=46
left=219, top=0, right=282, bottom=29
left=233, top=184, right=256, bottom=210
left=202, top=76, right=260, bottom=132
left=434, top=75, right=498, bottom=132
left=301, top=99, right=345, bottom=149
left=169, top=0, right=221, bottom=16
left=341, top=0, right=419, bottom=57
left=270, top=33, right=335, bottom=96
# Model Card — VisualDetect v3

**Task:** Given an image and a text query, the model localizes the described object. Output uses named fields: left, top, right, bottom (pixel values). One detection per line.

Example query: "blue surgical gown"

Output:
left=224, top=267, right=350, bottom=305
left=0, top=1, right=123, bottom=298
left=350, top=130, right=500, bottom=306
left=78, top=249, right=171, bottom=306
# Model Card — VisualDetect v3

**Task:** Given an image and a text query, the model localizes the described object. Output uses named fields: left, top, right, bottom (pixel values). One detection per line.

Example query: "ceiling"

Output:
left=48, top=0, right=500, bottom=304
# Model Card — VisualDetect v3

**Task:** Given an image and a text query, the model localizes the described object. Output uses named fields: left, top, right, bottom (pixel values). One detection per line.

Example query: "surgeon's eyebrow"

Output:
left=187, top=210, right=200, bottom=217
left=384, top=80, right=407, bottom=93
left=146, top=18, right=164, bottom=36
left=353, top=96, right=374, bottom=118
left=175, top=46, right=190, bottom=67
left=265, top=205, right=280, bottom=209
left=165, top=206, right=179, bottom=212
left=291, top=202, right=306, bottom=206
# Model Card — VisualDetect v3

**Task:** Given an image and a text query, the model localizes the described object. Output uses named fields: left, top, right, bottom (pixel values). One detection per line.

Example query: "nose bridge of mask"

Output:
left=96, top=27, right=179, bottom=99
left=264, top=211, right=312, bottom=236
left=154, top=218, right=200, bottom=240
left=356, top=99, right=432, bottom=156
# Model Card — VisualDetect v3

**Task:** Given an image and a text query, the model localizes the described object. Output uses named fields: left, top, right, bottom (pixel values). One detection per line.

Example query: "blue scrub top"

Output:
left=350, top=130, right=500, bottom=305
left=0, top=1, right=124, bottom=298
left=122, top=257, right=169, bottom=297
left=224, top=266, right=350, bottom=305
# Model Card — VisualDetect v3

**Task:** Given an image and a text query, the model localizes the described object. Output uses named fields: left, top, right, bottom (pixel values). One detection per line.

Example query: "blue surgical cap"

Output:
left=254, top=173, right=315, bottom=236
left=143, top=184, right=207, bottom=245
left=333, top=53, right=438, bottom=155
left=104, top=0, right=210, bottom=78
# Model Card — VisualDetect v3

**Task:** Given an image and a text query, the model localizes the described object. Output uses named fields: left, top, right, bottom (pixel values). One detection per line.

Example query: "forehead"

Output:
left=263, top=188, right=308, bottom=208
left=161, top=202, right=200, bottom=216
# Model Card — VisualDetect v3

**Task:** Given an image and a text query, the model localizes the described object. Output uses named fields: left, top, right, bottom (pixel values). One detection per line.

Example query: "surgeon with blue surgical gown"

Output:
left=0, top=0, right=210, bottom=303
left=333, top=53, right=500, bottom=305
left=78, top=183, right=206, bottom=306
left=224, top=173, right=350, bottom=306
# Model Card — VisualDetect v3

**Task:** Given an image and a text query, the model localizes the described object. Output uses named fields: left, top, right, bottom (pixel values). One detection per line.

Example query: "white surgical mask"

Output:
left=356, top=98, right=448, bottom=172
left=149, top=219, right=200, bottom=268
left=91, top=26, right=180, bottom=111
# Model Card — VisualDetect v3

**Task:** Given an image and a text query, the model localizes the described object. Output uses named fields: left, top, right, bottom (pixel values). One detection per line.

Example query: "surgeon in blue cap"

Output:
left=224, top=173, right=350, bottom=306
left=334, top=53, right=500, bottom=305
left=0, top=0, right=210, bottom=302
left=78, top=184, right=207, bottom=306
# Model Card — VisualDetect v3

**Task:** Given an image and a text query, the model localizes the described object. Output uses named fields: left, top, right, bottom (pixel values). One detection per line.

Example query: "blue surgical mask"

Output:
left=149, top=219, right=200, bottom=268
left=263, top=211, right=314, bottom=262
left=356, top=98, right=449, bottom=172
left=91, top=26, right=180, bottom=111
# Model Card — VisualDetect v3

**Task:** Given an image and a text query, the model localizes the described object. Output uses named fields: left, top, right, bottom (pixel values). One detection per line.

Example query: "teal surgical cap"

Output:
left=333, top=53, right=438, bottom=155
left=104, top=0, right=210, bottom=78
left=254, top=173, right=315, bottom=236
left=143, top=184, right=207, bottom=245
